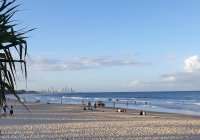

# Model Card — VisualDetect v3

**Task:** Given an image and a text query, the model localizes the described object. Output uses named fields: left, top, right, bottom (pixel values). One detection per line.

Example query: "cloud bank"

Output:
left=162, top=55, right=200, bottom=83
left=129, top=55, right=200, bottom=91
left=28, top=54, right=152, bottom=71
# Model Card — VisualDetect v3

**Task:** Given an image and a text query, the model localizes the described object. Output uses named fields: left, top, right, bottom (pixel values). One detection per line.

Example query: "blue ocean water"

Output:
left=8, top=91, right=200, bottom=116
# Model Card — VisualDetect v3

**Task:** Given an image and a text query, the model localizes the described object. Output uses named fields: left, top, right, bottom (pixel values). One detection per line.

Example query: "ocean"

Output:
left=7, top=91, right=200, bottom=116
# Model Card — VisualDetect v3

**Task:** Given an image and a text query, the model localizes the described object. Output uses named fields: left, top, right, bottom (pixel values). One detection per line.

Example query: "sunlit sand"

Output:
left=1, top=100, right=200, bottom=139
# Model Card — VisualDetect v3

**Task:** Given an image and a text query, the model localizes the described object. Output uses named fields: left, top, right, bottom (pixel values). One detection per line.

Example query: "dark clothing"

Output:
left=9, top=105, right=13, bottom=116
left=3, top=105, right=7, bottom=113
left=10, top=110, right=13, bottom=115
left=94, top=103, right=97, bottom=109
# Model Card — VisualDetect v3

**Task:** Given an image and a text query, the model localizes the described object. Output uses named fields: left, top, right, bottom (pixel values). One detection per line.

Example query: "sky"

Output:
left=12, top=0, right=200, bottom=92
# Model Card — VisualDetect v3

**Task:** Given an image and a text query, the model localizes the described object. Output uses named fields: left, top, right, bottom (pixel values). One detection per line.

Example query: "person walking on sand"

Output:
left=9, top=105, right=13, bottom=116
left=3, top=104, right=8, bottom=116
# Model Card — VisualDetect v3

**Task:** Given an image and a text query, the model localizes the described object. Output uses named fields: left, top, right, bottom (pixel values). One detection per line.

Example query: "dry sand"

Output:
left=1, top=100, right=200, bottom=140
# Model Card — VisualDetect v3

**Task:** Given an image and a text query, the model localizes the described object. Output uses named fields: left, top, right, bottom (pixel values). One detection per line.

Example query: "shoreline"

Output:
left=1, top=99, right=200, bottom=139
left=19, top=99, right=200, bottom=118
left=6, top=98, right=200, bottom=118
left=10, top=91, right=200, bottom=117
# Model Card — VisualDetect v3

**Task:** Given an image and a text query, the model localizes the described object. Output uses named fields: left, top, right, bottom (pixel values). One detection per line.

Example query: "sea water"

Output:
left=7, top=91, right=200, bottom=116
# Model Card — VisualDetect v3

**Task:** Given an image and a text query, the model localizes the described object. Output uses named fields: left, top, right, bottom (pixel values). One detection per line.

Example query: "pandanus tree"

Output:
left=0, top=0, right=33, bottom=108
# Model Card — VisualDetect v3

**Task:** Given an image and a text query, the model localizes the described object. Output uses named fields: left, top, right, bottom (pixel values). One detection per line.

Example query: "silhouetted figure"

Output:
left=3, top=105, right=8, bottom=114
left=94, top=102, right=97, bottom=109
left=88, top=102, right=91, bottom=110
left=9, top=105, right=13, bottom=116
left=140, top=110, right=146, bottom=116
left=113, top=102, right=115, bottom=108
left=126, top=102, right=128, bottom=107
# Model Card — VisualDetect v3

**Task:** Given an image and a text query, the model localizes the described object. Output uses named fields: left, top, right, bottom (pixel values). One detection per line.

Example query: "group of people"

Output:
left=117, top=108, right=126, bottom=112
left=83, top=102, right=97, bottom=110
left=2, top=104, right=13, bottom=117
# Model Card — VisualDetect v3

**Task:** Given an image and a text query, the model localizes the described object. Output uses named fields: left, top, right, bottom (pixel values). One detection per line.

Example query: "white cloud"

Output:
left=184, top=55, right=200, bottom=73
left=128, top=55, right=200, bottom=91
left=28, top=54, right=152, bottom=71
left=129, top=80, right=140, bottom=87
left=158, top=55, right=200, bottom=90
left=163, top=76, right=176, bottom=81
left=162, top=55, right=200, bottom=82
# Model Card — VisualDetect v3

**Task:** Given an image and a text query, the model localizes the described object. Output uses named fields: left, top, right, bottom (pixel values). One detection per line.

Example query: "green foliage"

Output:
left=0, top=0, right=33, bottom=107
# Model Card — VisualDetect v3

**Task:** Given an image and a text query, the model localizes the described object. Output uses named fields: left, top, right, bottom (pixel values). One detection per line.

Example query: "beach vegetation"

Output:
left=0, top=0, right=34, bottom=108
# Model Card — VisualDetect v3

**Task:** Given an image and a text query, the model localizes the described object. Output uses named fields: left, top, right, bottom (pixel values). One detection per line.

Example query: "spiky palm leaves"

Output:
left=0, top=0, right=33, bottom=107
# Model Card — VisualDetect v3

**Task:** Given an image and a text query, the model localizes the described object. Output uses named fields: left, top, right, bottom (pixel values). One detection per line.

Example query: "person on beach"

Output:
left=140, top=110, right=146, bottom=116
left=3, top=104, right=8, bottom=115
left=2, top=104, right=8, bottom=117
left=9, top=105, right=13, bottom=116
left=94, top=102, right=97, bottom=109
left=113, top=102, right=115, bottom=108
left=83, top=107, right=86, bottom=110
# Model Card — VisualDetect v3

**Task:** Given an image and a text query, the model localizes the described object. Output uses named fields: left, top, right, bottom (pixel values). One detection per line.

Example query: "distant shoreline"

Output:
left=7, top=90, right=200, bottom=94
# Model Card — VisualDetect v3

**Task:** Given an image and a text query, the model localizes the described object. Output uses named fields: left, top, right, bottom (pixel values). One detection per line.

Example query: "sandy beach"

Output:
left=1, top=100, right=200, bottom=140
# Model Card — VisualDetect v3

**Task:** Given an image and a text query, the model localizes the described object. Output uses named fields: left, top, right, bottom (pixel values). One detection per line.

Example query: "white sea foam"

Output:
left=70, top=97, right=83, bottom=100
left=166, top=101, right=175, bottom=104
left=192, top=102, right=200, bottom=106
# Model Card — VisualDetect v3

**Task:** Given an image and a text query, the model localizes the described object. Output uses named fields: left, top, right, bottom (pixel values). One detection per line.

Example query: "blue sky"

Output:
left=13, top=0, right=200, bottom=92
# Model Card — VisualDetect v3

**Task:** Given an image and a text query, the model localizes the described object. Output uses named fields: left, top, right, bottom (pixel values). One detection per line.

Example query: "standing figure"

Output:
left=113, top=102, right=115, bottom=108
left=3, top=104, right=8, bottom=116
left=9, top=105, right=13, bottom=116
left=126, top=101, right=128, bottom=107
left=94, top=102, right=97, bottom=109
